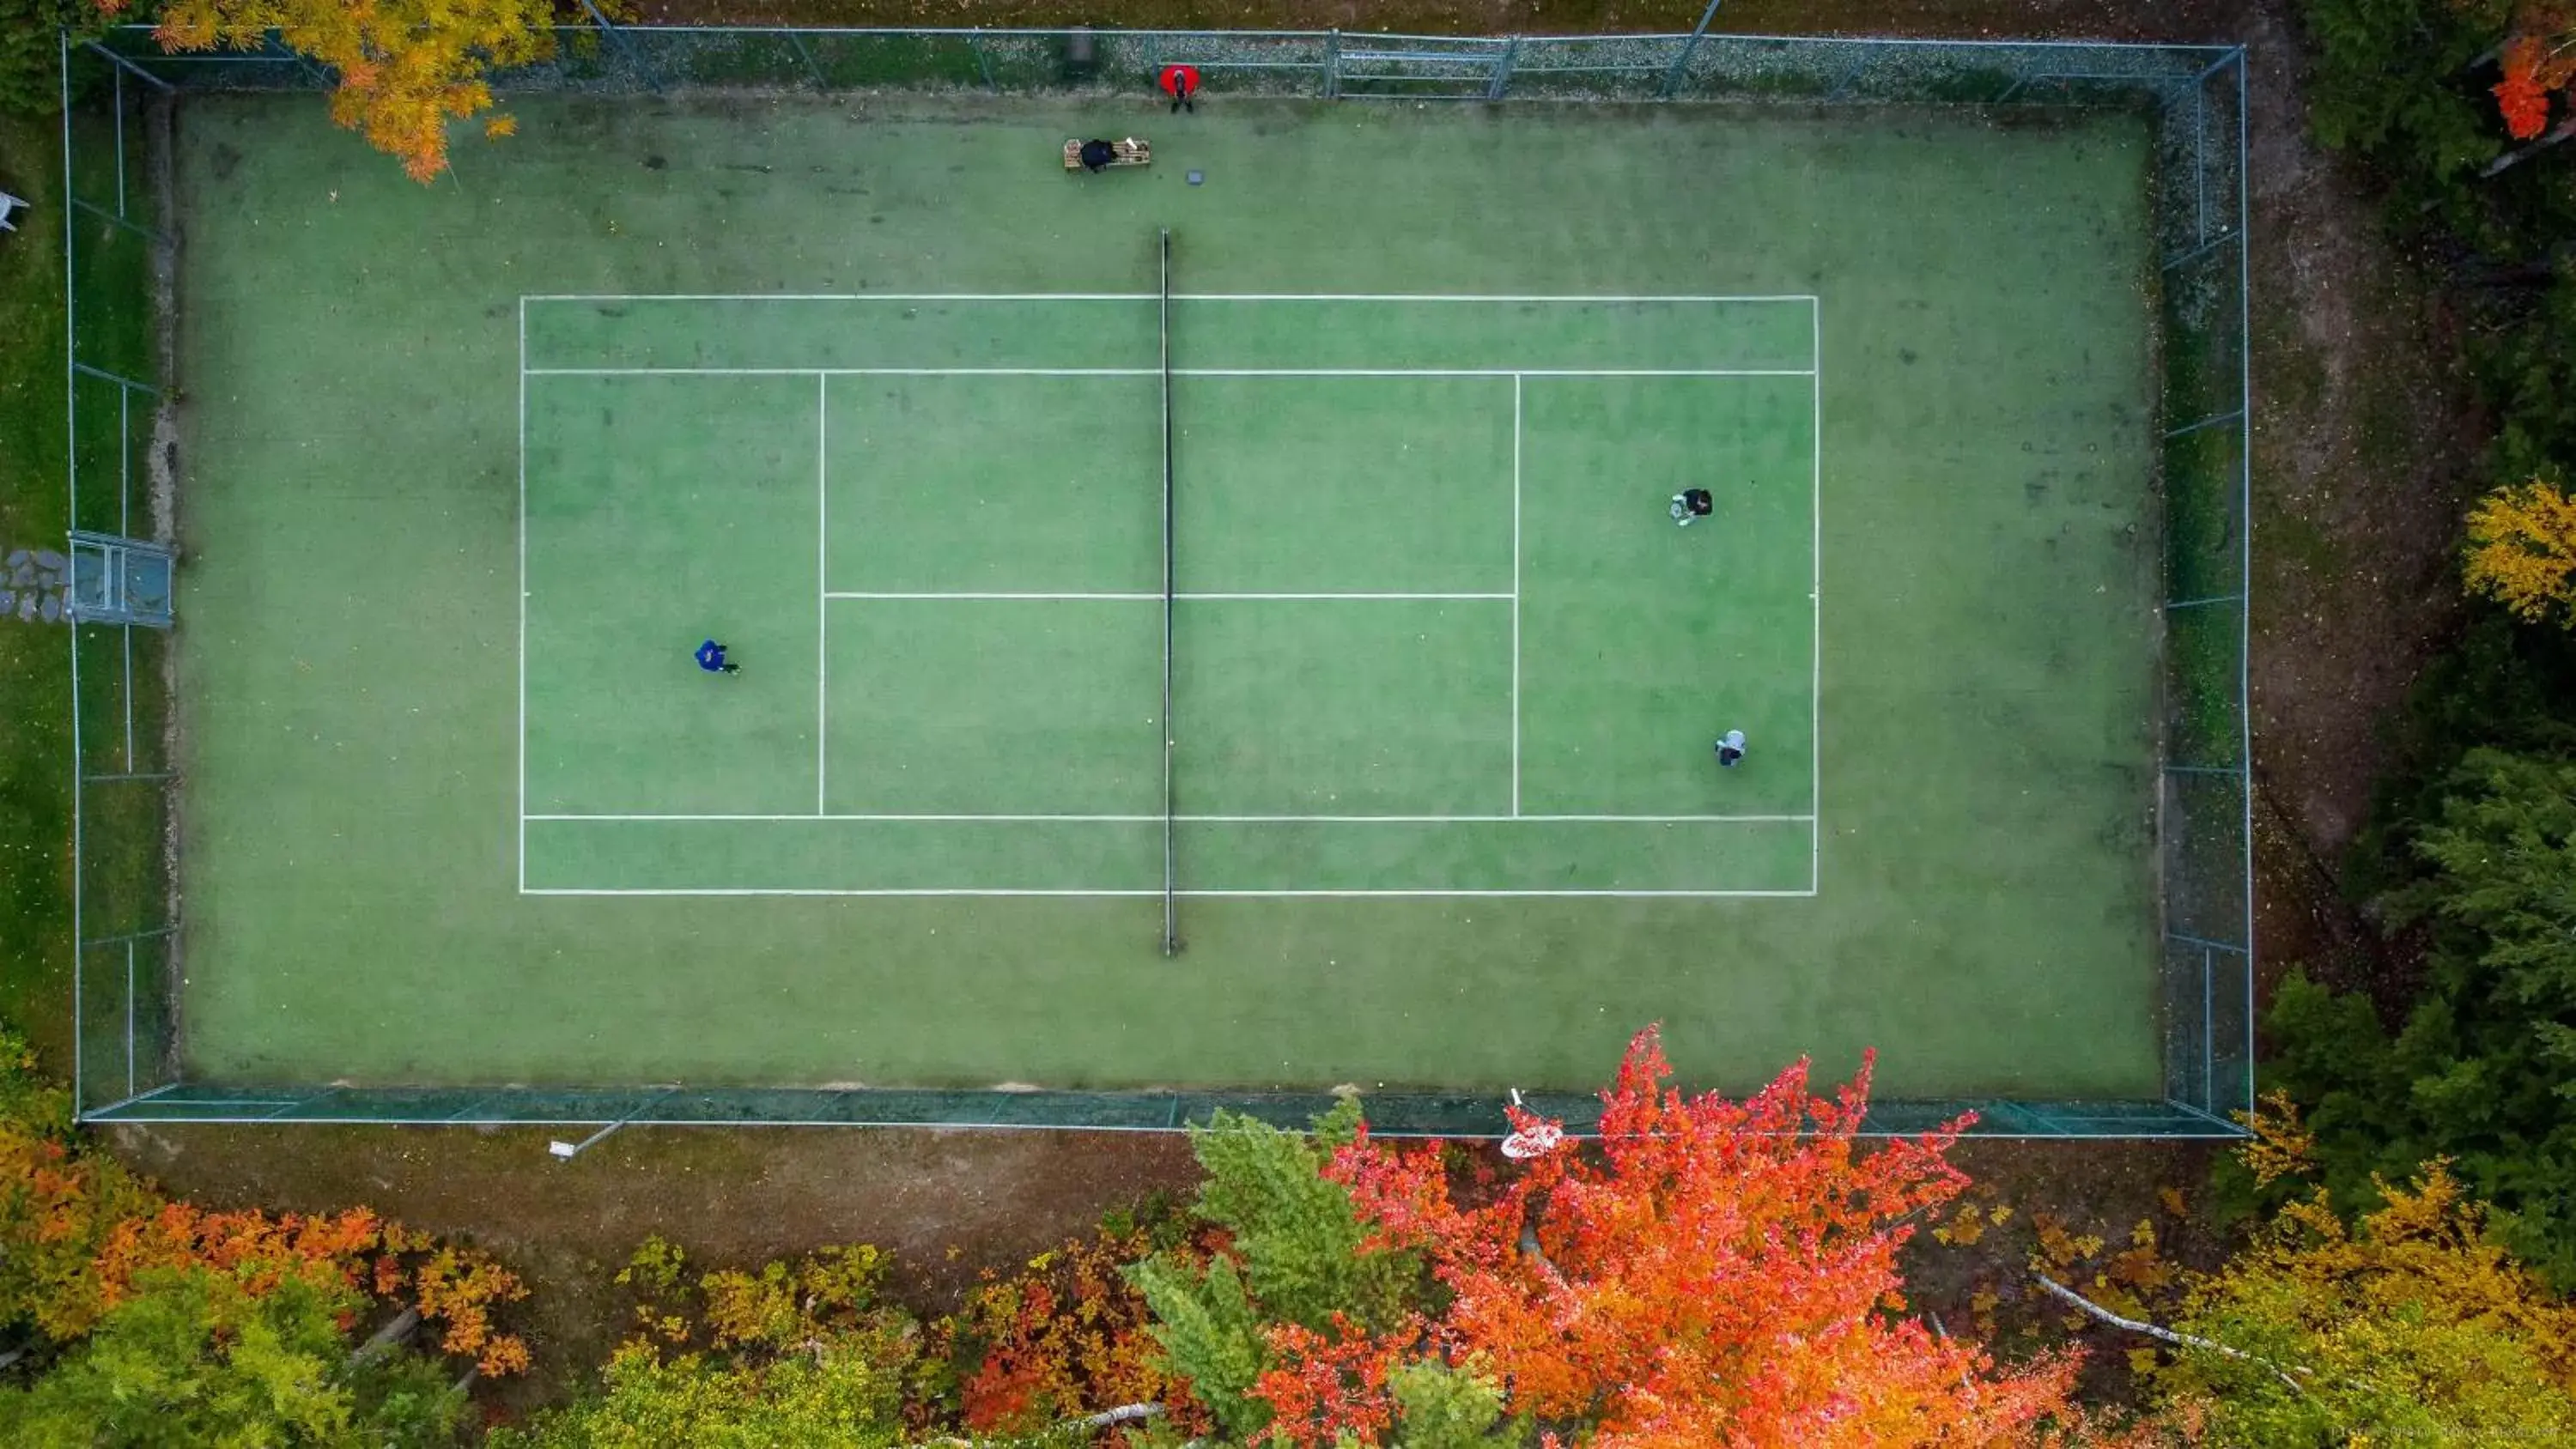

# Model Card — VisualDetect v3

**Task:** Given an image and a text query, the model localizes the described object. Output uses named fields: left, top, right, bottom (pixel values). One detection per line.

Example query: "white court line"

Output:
left=823, top=591, right=1514, bottom=603
left=532, top=813, right=1163, bottom=823
left=526, top=888, right=1163, bottom=897
left=1812, top=298, right=1824, bottom=893
left=519, top=294, right=1829, bottom=894
left=829, top=591, right=1158, bottom=601
left=1510, top=373, right=1522, bottom=819
left=1188, top=368, right=1814, bottom=378
left=526, top=293, right=1159, bottom=302
left=516, top=298, right=528, bottom=894
left=526, top=813, right=1815, bottom=824
left=521, top=292, right=1821, bottom=304
left=526, top=367, right=1815, bottom=379
left=1176, top=294, right=1822, bottom=304
left=532, top=367, right=1153, bottom=377
left=524, top=888, right=1820, bottom=899
left=817, top=374, right=829, bottom=816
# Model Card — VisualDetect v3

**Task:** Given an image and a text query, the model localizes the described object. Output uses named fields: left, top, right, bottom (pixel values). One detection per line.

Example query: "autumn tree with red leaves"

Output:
left=2496, top=33, right=2576, bottom=138
left=1132, top=1027, right=2082, bottom=1448
left=937, top=1226, right=1212, bottom=1442
left=2482, top=0, right=2576, bottom=146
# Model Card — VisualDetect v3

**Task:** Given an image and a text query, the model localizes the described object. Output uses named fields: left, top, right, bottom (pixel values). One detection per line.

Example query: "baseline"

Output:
left=526, top=367, right=1814, bottom=378
left=526, top=813, right=1814, bottom=823
left=519, top=815, right=1817, bottom=894
left=521, top=292, right=1823, bottom=303
left=823, top=591, right=1515, bottom=602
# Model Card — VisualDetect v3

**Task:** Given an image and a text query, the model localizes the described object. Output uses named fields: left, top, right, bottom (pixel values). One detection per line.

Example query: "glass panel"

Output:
left=123, top=553, right=172, bottom=621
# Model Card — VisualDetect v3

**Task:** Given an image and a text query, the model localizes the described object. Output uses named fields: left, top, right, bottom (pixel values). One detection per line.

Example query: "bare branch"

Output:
left=2483, top=113, right=2576, bottom=177
left=2032, top=1274, right=2308, bottom=1397
left=349, top=1304, right=422, bottom=1367
left=902, top=1402, right=1163, bottom=1447
left=1074, top=1403, right=1163, bottom=1430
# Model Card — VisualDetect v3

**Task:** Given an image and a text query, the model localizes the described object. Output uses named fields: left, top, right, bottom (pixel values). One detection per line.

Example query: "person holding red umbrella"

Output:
left=1159, top=64, right=1200, bottom=113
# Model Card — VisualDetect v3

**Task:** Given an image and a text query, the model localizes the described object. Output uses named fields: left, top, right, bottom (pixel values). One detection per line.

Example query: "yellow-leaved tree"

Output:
left=2049, top=1094, right=2576, bottom=1445
left=107, top=0, right=554, bottom=183
left=2464, top=477, right=2576, bottom=625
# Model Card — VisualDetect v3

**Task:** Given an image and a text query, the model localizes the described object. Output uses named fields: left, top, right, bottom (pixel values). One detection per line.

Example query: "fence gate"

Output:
left=1332, top=33, right=1517, bottom=100
left=67, top=532, right=174, bottom=627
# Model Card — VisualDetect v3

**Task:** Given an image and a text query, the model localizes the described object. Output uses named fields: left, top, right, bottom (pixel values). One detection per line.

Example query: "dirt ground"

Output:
left=106, top=0, right=2473, bottom=1408
left=111, top=1120, right=1202, bottom=1409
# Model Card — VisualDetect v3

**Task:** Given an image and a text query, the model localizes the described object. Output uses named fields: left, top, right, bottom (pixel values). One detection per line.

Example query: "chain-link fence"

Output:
left=2150, top=52, right=2256, bottom=1133
left=61, top=26, right=2252, bottom=1137
left=60, top=36, right=180, bottom=1122
left=86, top=21, right=2236, bottom=107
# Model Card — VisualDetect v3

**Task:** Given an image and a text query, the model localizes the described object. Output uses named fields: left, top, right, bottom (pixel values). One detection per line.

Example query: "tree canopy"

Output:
left=100, top=0, right=554, bottom=181
left=0, top=1264, right=466, bottom=1448
left=2107, top=1100, right=2576, bottom=1445
left=2466, top=479, right=2576, bottom=624
left=1133, top=1028, right=2081, bottom=1447
left=2267, top=748, right=2576, bottom=1288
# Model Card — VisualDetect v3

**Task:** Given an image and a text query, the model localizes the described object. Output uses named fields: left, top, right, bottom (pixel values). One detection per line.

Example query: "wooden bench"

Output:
left=1064, top=137, right=1151, bottom=171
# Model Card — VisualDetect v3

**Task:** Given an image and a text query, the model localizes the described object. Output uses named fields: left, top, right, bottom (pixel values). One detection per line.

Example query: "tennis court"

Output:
left=106, top=82, right=2193, bottom=1111
left=520, top=287, right=1817, bottom=905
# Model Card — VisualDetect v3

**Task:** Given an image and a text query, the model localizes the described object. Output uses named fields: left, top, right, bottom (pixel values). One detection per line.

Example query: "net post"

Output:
left=1159, top=228, right=1180, bottom=957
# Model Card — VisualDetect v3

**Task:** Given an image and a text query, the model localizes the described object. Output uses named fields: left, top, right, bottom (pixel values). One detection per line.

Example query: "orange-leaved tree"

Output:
left=0, top=1031, right=160, bottom=1343
left=101, top=0, right=554, bottom=182
left=2464, top=477, right=2576, bottom=623
left=1289, top=1026, right=2081, bottom=1447
left=2486, top=0, right=2576, bottom=138
left=94, top=1203, right=532, bottom=1373
left=936, top=1227, right=1212, bottom=1443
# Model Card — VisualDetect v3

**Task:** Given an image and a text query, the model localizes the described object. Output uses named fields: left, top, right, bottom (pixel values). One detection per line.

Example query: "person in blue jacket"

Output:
left=695, top=639, right=740, bottom=676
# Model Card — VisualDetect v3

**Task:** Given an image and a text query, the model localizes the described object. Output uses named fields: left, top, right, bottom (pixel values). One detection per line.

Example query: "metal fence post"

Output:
left=1325, top=29, right=1341, bottom=100
left=1487, top=35, right=1517, bottom=100
left=969, top=29, right=995, bottom=93
left=572, top=0, right=659, bottom=93
left=784, top=30, right=825, bottom=91
left=78, top=39, right=177, bottom=94
left=1662, top=0, right=1723, bottom=97
left=1823, top=41, right=1875, bottom=101
left=262, top=31, right=331, bottom=89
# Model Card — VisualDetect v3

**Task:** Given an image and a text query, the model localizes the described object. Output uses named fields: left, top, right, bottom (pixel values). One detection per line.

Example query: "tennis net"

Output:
left=1159, top=228, right=1180, bottom=956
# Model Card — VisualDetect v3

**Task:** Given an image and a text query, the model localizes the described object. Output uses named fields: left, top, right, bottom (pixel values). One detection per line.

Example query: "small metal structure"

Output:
left=66, top=531, right=173, bottom=627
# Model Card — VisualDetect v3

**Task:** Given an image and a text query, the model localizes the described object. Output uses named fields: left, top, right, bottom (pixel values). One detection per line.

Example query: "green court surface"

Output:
left=173, top=94, right=2160, bottom=1100
left=521, top=296, right=1817, bottom=895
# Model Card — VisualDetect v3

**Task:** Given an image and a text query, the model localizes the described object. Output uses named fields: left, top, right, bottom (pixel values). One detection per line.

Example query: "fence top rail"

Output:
left=1331, top=31, right=1511, bottom=44
left=94, top=21, right=2239, bottom=59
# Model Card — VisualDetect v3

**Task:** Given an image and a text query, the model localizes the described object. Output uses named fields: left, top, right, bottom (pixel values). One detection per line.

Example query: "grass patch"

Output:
left=2261, top=510, right=2343, bottom=578
left=0, top=107, right=74, bottom=1070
